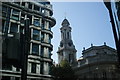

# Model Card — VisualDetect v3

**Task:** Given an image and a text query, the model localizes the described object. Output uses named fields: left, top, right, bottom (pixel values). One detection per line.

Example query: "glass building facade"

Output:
left=104, top=0, right=120, bottom=66
left=0, top=0, right=56, bottom=80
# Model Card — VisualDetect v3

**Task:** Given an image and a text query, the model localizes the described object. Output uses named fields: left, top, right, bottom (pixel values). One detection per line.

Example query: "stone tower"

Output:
left=57, top=18, right=77, bottom=65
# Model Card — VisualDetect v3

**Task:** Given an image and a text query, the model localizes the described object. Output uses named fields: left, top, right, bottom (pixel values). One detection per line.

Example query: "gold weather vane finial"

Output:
left=64, top=12, right=67, bottom=19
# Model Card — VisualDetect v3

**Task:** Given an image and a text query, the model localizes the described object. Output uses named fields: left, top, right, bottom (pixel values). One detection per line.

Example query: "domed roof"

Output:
left=61, top=18, right=70, bottom=26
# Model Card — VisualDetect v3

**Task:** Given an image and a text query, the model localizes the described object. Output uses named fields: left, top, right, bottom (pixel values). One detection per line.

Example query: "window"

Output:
left=28, top=2, right=32, bottom=9
left=34, top=18, right=40, bottom=27
left=32, top=43, right=39, bottom=55
left=10, top=23, right=18, bottom=33
left=48, top=35, right=51, bottom=43
left=15, top=77, right=20, bottom=80
left=22, top=2, right=25, bottom=7
left=20, top=13, right=25, bottom=24
left=67, top=32, right=69, bottom=39
left=2, top=76, right=10, bottom=80
left=14, top=2, right=20, bottom=5
left=41, top=8, right=45, bottom=13
left=2, top=20, right=5, bottom=32
left=102, top=71, right=107, bottom=79
left=41, top=19, right=44, bottom=29
left=34, top=5, right=39, bottom=11
left=27, top=15, right=32, bottom=25
left=40, top=62, right=44, bottom=74
left=40, top=46, right=44, bottom=57
left=48, top=49, right=51, bottom=58
left=2, top=64, right=12, bottom=70
left=11, top=9, right=20, bottom=20
left=41, top=33, right=44, bottom=42
left=2, top=6, right=7, bottom=17
left=31, top=63, right=36, bottom=73
left=33, top=29, right=40, bottom=41
left=69, top=54, right=74, bottom=63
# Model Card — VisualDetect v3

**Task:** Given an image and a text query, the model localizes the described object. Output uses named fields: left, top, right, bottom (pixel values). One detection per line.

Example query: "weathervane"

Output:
left=64, top=12, right=67, bottom=19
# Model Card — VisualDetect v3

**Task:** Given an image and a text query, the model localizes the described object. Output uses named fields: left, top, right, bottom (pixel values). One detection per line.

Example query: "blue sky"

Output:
left=51, top=2, right=116, bottom=63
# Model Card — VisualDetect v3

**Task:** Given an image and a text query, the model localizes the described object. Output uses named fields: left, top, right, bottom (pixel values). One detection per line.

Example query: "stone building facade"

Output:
left=0, top=0, right=56, bottom=80
left=75, top=44, right=120, bottom=79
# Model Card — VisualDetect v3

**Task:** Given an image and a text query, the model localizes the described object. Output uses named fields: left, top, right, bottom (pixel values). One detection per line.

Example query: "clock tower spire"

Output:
left=57, top=18, right=77, bottom=66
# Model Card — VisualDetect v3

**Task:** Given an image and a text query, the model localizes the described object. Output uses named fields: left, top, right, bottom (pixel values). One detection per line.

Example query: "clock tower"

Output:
left=57, top=18, right=77, bottom=66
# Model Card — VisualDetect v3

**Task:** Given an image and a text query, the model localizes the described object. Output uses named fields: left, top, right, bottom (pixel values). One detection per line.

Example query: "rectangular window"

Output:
left=15, top=77, right=20, bottom=80
left=41, top=32, right=44, bottom=42
left=31, top=63, right=36, bottom=73
left=48, top=35, right=51, bottom=43
left=10, top=23, right=18, bottom=33
left=32, top=43, right=39, bottom=55
left=11, top=9, right=20, bottom=21
left=67, top=32, right=69, bottom=39
left=33, top=29, right=40, bottom=41
left=27, top=15, right=32, bottom=25
left=2, top=6, right=7, bottom=17
left=34, top=5, right=39, bottom=11
left=48, top=49, right=51, bottom=58
left=2, top=20, right=5, bottom=32
left=40, top=62, right=44, bottom=74
left=14, top=2, right=20, bottom=5
left=2, top=76, right=10, bottom=80
left=41, top=19, right=44, bottom=29
left=69, top=54, right=74, bottom=63
left=34, top=18, right=40, bottom=27
left=40, top=46, right=44, bottom=57
left=41, top=8, right=45, bottom=14
left=21, top=13, right=25, bottom=24
left=28, top=2, right=32, bottom=9
left=22, top=2, right=25, bottom=7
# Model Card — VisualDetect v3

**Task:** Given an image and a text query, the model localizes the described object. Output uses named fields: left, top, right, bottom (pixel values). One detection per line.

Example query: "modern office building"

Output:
left=104, top=0, right=120, bottom=66
left=0, top=0, right=56, bottom=80
left=75, top=44, right=120, bottom=79
left=57, top=18, right=77, bottom=66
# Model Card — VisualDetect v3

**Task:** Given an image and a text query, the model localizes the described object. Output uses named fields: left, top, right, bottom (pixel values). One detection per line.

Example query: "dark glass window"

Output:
left=28, top=2, right=32, bottom=9
left=2, top=20, right=5, bottom=32
left=67, top=32, right=69, bottom=39
left=14, top=2, right=20, bottom=5
left=32, top=43, right=39, bottom=55
left=48, top=35, right=51, bottom=43
left=27, top=15, right=32, bottom=25
left=10, top=23, right=18, bottom=33
left=11, top=9, right=20, bottom=21
left=31, top=63, right=36, bottom=73
left=2, top=6, right=7, bottom=17
left=21, top=13, right=25, bottom=24
left=15, top=77, right=20, bottom=80
left=2, top=76, right=10, bottom=80
left=69, top=54, right=74, bottom=63
left=22, top=2, right=25, bottom=6
left=33, top=29, right=40, bottom=41
left=2, top=63, right=12, bottom=70
left=34, top=5, right=39, bottom=11
left=34, top=19, right=40, bottom=27
left=41, top=19, right=44, bottom=29
left=40, top=46, right=44, bottom=57
left=48, top=49, right=51, bottom=58
left=41, top=33, right=44, bottom=42
left=40, top=62, right=44, bottom=74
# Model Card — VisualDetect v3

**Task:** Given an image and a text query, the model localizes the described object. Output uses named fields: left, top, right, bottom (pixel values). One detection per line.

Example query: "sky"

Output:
left=51, top=2, right=116, bottom=63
